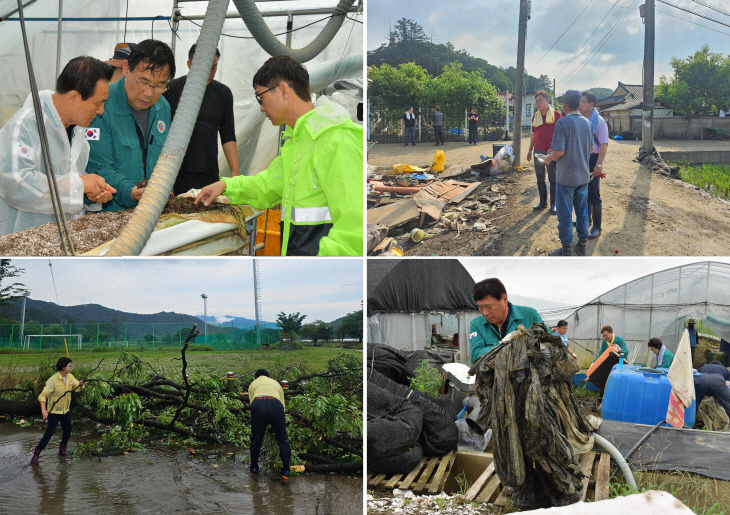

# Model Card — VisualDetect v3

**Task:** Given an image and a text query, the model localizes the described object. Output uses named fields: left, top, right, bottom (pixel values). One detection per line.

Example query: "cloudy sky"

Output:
left=460, top=257, right=730, bottom=312
left=367, top=0, right=730, bottom=91
left=11, top=259, right=363, bottom=323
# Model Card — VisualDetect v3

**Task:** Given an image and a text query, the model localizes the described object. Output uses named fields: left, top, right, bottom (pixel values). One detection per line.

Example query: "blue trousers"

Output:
left=37, top=412, right=72, bottom=450
left=468, top=126, right=478, bottom=144
left=556, top=183, right=589, bottom=245
left=404, top=126, right=416, bottom=145
left=250, top=398, right=290, bottom=471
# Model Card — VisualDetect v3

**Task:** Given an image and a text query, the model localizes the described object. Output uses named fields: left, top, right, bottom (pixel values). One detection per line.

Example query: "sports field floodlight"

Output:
left=201, top=293, right=208, bottom=345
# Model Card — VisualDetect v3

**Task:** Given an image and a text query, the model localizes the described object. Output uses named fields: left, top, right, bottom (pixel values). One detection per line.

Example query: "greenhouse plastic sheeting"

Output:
left=563, top=262, right=730, bottom=367
left=0, top=0, right=362, bottom=177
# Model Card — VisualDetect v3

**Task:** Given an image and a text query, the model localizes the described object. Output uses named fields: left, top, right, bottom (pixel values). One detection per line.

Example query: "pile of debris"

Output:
left=367, top=491, right=489, bottom=515
left=367, top=154, right=510, bottom=255
left=636, top=147, right=680, bottom=177
left=469, top=323, right=598, bottom=510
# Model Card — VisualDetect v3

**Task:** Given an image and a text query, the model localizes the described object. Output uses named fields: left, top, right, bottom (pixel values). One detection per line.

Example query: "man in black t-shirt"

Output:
left=163, top=44, right=239, bottom=195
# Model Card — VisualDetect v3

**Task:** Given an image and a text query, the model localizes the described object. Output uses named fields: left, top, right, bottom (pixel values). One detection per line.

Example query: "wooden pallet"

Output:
left=368, top=450, right=611, bottom=504
left=367, top=450, right=456, bottom=494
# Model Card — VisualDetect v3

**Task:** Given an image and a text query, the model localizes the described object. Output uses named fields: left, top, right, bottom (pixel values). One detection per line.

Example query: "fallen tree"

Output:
left=0, top=326, right=362, bottom=474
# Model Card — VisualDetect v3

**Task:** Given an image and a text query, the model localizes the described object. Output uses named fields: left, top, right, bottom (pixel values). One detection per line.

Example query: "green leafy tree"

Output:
left=336, top=310, right=363, bottom=343
left=0, top=259, right=29, bottom=305
left=389, top=17, right=428, bottom=44
left=276, top=311, right=307, bottom=339
left=423, top=62, right=503, bottom=116
left=656, top=45, right=730, bottom=117
left=300, top=320, right=332, bottom=346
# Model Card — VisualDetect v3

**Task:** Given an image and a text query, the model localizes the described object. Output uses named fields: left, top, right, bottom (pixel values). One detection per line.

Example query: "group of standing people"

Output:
left=400, top=106, right=481, bottom=146
left=528, top=89, right=608, bottom=256
left=0, top=39, right=363, bottom=256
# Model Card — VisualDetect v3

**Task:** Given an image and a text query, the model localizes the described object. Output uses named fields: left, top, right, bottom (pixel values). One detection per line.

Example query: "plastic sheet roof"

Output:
left=367, top=259, right=477, bottom=315
left=0, top=0, right=363, bottom=175
left=563, top=261, right=730, bottom=363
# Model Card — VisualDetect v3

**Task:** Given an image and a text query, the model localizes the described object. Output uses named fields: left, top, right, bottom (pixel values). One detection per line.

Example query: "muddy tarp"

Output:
left=469, top=323, right=595, bottom=510
left=597, top=419, right=730, bottom=481
left=367, top=259, right=476, bottom=315
left=369, top=369, right=458, bottom=456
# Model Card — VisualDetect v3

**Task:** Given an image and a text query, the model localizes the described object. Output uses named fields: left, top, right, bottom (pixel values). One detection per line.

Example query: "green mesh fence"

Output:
left=0, top=323, right=280, bottom=351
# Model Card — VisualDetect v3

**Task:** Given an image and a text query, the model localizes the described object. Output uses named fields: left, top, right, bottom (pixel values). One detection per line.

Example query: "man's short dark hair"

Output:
left=648, top=337, right=663, bottom=350
left=254, top=369, right=269, bottom=378
left=435, top=106, right=440, bottom=111
left=581, top=91, right=597, bottom=105
left=473, top=278, right=507, bottom=302
left=557, top=320, right=568, bottom=328
left=56, top=56, right=113, bottom=100
left=127, top=39, right=175, bottom=79
left=188, top=43, right=220, bottom=62
left=564, top=89, right=581, bottom=109
left=252, top=55, right=310, bottom=102
left=56, top=357, right=72, bottom=371
left=601, top=325, right=613, bottom=334
left=535, top=90, right=550, bottom=101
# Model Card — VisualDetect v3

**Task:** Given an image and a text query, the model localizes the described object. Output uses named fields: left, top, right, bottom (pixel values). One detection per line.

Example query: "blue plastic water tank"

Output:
left=601, top=364, right=696, bottom=427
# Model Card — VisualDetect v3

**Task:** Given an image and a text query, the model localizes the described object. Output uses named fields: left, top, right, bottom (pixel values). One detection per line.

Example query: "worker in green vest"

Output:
left=195, top=55, right=362, bottom=256
left=469, top=278, right=543, bottom=362
left=598, top=325, right=629, bottom=358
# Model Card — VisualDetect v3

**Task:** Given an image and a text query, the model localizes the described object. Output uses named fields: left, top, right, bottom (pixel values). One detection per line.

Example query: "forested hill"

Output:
left=368, top=39, right=550, bottom=93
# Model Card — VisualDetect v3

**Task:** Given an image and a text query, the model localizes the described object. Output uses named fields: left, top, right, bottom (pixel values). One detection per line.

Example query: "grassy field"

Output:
left=0, top=346, right=361, bottom=385
left=674, top=162, right=730, bottom=200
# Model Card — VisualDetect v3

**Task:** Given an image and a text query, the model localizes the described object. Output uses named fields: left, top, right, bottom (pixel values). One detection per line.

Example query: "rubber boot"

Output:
left=31, top=447, right=41, bottom=466
left=589, top=204, right=602, bottom=239
left=249, top=463, right=259, bottom=474
left=279, top=467, right=290, bottom=481
left=574, top=238, right=587, bottom=256
left=549, top=244, right=571, bottom=256
left=59, top=442, right=68, bottom=456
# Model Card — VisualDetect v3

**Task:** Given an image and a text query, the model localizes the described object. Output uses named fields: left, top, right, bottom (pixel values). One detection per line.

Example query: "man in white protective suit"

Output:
left=0, top=56, right=116, bottom=235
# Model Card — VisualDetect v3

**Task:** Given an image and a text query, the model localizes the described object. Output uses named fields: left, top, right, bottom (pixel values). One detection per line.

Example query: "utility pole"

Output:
left=253, top=260, right=262, bottom=348
left=553, top=78, right=556, bottom=106
left=512, top=0, right=529, bottom=166
left=641, top=0, right=655, bottom=152
left=201, top=293, right=208, bottom=345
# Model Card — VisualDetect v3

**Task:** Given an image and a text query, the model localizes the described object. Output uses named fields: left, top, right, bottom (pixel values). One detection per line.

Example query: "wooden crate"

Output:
left=367, top=450, right=456, bottom=494
left=368, top=450, right=611, bottom=504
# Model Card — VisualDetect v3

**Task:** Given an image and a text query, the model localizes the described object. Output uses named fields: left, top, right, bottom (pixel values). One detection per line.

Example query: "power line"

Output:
left=534, top=2, right=591, bottom=68
left=658, top=0, right=730, bottom=28
left=690, top=0, right=730, bottom=18
left=560, top=0, right=641, bottom=84
left=657, top=7, right=730, bottom=36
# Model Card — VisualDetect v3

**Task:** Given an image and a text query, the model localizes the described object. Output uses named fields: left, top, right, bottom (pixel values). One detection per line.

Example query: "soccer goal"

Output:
left=23, top=334, right=82, bottom=351
left=107, top=340, right=129, bottom=349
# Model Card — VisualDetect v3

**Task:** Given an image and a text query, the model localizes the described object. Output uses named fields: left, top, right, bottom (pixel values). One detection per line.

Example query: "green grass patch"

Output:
left=673, top=162, right=730, bottom=200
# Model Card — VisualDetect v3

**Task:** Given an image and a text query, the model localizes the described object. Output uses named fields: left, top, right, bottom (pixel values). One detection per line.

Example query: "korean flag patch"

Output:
left=469, top=331, right=478, bottom=340
left=86, top=128, right=100, bottom=141
left=16, top=143, right=34, bottom=160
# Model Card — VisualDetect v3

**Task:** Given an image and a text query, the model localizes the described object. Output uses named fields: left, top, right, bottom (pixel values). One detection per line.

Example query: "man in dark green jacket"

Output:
left=86, top=39, right=174, bottom=212
left=469, top=278, right=543, bottom=362
left=598, top=325, right=629, bottom=357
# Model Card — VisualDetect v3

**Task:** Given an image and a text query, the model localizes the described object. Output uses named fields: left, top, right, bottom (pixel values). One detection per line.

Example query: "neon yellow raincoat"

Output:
left=221, top=102, right=363, bottom=256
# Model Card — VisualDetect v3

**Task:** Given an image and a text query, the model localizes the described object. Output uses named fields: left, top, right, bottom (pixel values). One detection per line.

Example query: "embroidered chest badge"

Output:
left=157, top=121, right=166, bottom=133
left=86, top=128, right=99, bottom=140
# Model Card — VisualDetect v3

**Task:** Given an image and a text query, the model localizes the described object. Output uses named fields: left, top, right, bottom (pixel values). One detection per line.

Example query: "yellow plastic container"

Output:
left=431, top=150, right=445, bottom=172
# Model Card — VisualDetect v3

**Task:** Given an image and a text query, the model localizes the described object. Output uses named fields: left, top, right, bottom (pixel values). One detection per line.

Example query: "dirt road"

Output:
left=368, top=138, right=730, bottom=256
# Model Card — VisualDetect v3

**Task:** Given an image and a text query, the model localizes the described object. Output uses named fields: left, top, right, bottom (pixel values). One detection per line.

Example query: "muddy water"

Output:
left=0, top=424, right=361, bottom=514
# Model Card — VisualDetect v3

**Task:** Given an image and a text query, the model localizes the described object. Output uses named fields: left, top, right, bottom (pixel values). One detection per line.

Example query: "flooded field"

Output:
left=0, top=424, right=361, bottom=514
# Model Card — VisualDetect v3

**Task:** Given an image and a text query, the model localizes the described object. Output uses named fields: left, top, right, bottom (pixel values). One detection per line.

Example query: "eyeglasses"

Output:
left=129, top=71, right=168, bottom=93
left=255, top=83, right=279, bottom=105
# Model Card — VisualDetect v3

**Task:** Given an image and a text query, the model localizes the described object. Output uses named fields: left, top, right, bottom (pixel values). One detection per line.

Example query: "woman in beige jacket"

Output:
left=31, top=357, right=84, bottom=465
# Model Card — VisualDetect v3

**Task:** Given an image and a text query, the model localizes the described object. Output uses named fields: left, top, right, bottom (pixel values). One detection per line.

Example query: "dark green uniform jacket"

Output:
left=469, top=302, right=543, bottom=362
left=86, top=77, right=171, bottom=212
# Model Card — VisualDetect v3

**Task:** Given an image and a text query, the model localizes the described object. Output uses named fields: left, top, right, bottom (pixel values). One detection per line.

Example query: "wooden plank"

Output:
left=464, top=462, right=495, bottom=501
left=436, top=451, right=457, bottom=493
left=493, top=488, right=510, bottom=507
left=428, top=450, right=456, bottom=495
left=594, top=452, right=611, bottom=501
left=384, top=474, right=404, bottom=489
left=475, top=474, right=502, bottom=504
left=578, top=451, right=596, bottom=501
left=413, top=456, right=440, bottom=492
left=367, top=473, right=387, bottom=487
left=399, top=457, right=427, bottom=490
